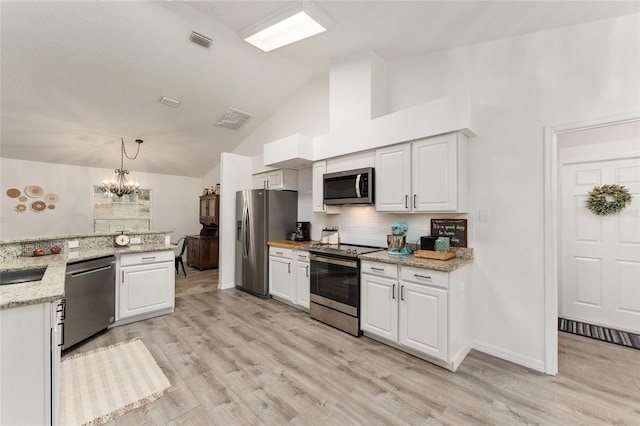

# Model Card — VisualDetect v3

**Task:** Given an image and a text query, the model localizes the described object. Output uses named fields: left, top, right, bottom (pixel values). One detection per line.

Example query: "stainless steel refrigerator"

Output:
left=235, top=189, right=298, bottom=298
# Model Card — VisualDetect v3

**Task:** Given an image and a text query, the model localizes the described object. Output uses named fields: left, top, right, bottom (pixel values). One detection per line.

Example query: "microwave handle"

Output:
left=355, top=174, right=362, bottom=198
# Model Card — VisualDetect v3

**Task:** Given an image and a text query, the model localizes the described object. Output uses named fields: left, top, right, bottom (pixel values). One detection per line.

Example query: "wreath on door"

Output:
left=585, top=184, right=632, bottom=216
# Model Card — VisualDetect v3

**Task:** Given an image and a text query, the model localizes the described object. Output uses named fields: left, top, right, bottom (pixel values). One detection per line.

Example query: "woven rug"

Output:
left=59, top=338, right=174, bottom=425
left=558, top=318, right=640, bottom=350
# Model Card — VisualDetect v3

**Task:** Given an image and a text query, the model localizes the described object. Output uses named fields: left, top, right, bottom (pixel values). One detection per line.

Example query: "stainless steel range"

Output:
left=308, top=243, right=383, bottom=336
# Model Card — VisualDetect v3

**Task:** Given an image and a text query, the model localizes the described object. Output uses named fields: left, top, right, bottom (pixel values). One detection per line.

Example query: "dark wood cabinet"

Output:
left=189, top=193, right=219, bottom=270
left=187, top=235, right=219, bottom=270
left=199, top=194, right=219, bottom=226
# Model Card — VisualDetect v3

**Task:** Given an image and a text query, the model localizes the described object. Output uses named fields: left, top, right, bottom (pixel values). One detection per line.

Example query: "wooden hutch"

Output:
left=187, top=193, right=219, bottom=270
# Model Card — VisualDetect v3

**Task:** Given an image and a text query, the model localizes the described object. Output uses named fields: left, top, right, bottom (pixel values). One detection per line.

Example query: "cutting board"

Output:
left=413, top=250, right=456, bottom=260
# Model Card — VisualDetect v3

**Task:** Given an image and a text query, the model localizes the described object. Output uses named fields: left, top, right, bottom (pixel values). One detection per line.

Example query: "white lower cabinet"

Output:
left=117, top=250, right=175, bottom=324
left=0, top=299, right=63, bottom=425
left=293, top=250, right=310, bottom=309
left=361, top=260, right=470, bottom=371
left=269, top=247, right=294, bottom=303
left=361, top=264, right=398, bottom=341
left=269, top=247, right=310, bottom=311
left=399, top=281, right=447, bottom=360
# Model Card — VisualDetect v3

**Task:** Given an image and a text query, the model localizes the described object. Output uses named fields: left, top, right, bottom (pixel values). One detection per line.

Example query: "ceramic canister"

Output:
left=435, top=237, right=450, bottom=252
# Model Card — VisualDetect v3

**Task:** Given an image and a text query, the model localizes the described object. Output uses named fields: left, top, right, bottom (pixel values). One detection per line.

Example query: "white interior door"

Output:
left=561, top=157, right=640, bottom=333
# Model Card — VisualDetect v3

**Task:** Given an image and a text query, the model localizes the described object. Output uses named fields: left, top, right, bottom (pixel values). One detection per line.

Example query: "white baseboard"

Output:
left=218, top=280, right=235, bottom=290
left=471, top=340, right=546, bottom=373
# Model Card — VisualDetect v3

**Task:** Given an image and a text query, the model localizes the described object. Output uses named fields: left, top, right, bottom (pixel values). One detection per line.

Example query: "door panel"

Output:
left=561, top=158, right=640, bottom=332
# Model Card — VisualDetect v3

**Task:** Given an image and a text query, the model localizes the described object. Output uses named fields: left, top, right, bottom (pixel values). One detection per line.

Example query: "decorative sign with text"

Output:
left=430, top=219, right=467, bottom=248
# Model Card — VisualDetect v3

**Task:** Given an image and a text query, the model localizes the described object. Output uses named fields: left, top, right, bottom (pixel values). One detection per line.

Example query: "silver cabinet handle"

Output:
left=306, top=265, right=309, bottom=278
left=142, top=256, right=156, bottom=262
left=405, top=195, right=408, bottom=209
left=121, top=270, right=125, bottom=284
left=275, top=251, right=284, bottom=255
left=371, top=267, right=385, bottom=272
left=392, top=284, right=396, bottom=299
left=401, top=285, right=405, bottom=301
left=288, top=262, right=291, bottom=274
left=414, top=274, right=431, bottom=280
left=413, top=195, right=417, bottom=209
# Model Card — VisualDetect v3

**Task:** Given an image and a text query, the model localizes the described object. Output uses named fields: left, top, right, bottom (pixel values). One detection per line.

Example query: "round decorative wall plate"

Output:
left=18, top=196, right=28, bottom=202
left=6, top=188, right=21, bottom=198
left=48, top=204, right=56, bottom=210
left=44, top=193, right=59, bottom=203
left=25, top=185, right=44, bottom=198
left=30, top=200, right=46, bottom=212
left=16, top=204, right=26, bottom=212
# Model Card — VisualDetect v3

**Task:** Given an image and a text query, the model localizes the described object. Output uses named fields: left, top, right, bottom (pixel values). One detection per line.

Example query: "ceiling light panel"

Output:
left=216, top=108, right=253, bottom=130
left=239, top=1, right=334, bottom=52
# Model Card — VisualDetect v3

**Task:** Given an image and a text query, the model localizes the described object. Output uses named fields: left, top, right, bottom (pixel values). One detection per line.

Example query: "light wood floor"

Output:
left=64, top=267, right=640, bottom=425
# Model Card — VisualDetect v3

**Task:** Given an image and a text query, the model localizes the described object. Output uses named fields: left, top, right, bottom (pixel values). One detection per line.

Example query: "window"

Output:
left=93, top=186, right=151, bottom=233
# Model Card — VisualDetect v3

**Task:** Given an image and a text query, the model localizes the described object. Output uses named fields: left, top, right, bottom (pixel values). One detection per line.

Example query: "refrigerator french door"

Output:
left=235, top=189, right=298, bottom=298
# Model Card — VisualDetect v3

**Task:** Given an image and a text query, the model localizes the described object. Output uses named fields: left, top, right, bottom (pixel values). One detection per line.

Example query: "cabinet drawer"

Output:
left=294, top=250, right=310, bottom=262
left=361, top=260, right=398, bottom=279
left=269, top=247, right=292, bottom=259
left=400, top=265, right=449, bottom=289
left=120, top=250, right=173, bottom=266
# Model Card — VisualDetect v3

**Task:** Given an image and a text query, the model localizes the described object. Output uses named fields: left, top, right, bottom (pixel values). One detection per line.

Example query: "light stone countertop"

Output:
left=359, top=250, right=473, bottom=272
left=0, top=243, right=175, bottom=310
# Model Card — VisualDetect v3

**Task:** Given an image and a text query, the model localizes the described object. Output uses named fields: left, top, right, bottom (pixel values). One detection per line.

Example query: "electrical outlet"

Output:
left=130, top=237, right=142, bottom=244
left=68, top=240, right=79, bottom=249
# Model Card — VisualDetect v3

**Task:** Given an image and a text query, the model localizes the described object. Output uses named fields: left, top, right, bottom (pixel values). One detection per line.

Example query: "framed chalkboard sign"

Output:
left=430, top=219, right=467, bottom=248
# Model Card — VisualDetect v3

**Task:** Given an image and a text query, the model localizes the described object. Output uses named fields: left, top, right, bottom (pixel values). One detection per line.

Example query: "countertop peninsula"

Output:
left=0, top=243, right=175, bottom=310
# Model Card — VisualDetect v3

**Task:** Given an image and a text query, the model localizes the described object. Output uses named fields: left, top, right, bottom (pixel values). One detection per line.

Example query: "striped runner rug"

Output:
left=558, top=318, right=640, bottom=350
left=59, top=338, right=174, bottom=425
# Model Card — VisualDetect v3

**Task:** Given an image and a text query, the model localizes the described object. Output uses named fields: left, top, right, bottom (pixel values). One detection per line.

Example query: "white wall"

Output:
left=0, top=158, right=202, bottom=241
left=203, top=14, right=640, bottom=371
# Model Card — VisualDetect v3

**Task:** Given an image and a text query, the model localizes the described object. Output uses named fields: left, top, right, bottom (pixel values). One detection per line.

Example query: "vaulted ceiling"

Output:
left=1, top=1, right=638, bottom=178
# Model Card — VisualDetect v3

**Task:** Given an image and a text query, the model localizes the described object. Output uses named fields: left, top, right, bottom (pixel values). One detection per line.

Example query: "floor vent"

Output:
left=216, top=108, right=253, bottom=130
left=189, top=31, right=213, bottom=49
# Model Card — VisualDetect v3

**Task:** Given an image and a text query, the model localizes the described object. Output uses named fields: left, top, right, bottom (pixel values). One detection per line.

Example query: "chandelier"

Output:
left=102, top=138, right=143, bottom=197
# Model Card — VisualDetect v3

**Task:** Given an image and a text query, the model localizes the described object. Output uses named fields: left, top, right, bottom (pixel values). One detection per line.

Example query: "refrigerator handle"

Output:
left=242, top=205, right=250, bottom=259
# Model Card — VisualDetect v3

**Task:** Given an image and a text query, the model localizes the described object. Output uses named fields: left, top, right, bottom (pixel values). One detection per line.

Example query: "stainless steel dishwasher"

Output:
left=63, top=255, right=116, bottom=350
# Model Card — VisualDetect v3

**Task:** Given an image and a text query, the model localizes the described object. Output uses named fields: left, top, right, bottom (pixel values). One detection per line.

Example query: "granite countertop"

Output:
left=0, top=243, right=175, bottom=310
left=267, top=240, right=315, bottom=249
left=359, top=250, right=473, bottom=272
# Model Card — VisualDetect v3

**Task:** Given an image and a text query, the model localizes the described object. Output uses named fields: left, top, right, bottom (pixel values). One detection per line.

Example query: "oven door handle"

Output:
left=309, top=254, right=357, bottom=269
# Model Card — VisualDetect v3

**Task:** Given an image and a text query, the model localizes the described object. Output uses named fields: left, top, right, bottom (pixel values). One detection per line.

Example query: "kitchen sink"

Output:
left=0, top=268, right=47, bottom=286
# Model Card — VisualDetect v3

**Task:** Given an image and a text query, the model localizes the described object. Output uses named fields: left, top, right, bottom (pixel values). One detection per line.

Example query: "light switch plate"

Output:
left=68, top=240, right=79, bottom=248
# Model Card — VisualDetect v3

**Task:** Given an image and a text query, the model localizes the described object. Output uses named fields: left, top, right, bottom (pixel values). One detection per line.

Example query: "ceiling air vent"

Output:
left=159, top=96, right=181, bottom=108
left=216, top=108, right=253, bottom=130
left=189, top=31, right=213, bottom=49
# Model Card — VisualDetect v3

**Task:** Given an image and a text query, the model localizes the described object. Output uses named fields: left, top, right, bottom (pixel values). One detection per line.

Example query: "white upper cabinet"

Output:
left=375, top=132, right=469, bottom=213
left=252, top=169, right=298, bottom=190
left=374, top=144, right=411, bottom=211
left=312, top=161, right=327, bottom=212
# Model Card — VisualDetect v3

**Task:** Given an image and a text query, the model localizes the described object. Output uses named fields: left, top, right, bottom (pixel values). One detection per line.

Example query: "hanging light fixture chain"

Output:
left=122, top=137, right=143, bottom=160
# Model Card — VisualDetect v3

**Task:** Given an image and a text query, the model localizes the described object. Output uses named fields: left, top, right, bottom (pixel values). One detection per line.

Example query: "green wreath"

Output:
left=585, top=184, right=632, bottom=216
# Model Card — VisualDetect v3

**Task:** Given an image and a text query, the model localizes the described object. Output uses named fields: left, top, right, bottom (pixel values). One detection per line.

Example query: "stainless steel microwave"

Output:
left=323, top=167, right=374, bottom=205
